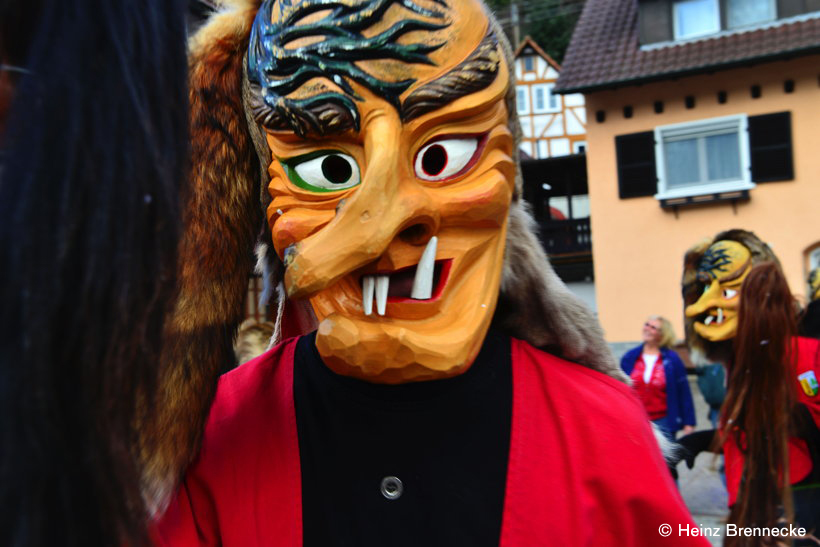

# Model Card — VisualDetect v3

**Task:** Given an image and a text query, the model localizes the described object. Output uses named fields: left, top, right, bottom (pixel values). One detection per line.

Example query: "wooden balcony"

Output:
left=538, top=218, right=591, bottom=255
left=538, top=218, right=594, bottom=281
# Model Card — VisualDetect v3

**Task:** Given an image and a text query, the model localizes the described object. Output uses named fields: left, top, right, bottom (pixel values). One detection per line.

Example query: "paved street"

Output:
left=679, top=452, right=729, bottom=546
left=677, top=377, right=729, bottom=546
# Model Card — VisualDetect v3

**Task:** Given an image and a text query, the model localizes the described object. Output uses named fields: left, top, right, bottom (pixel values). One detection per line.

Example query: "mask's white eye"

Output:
left=723, top=288, right=738, bottom=299
left=285, top=151, right=360, bottom=192
left=414, top=137, right=481, bottom=182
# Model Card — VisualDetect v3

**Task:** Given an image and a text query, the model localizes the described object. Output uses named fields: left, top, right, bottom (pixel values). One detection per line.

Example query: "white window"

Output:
left=571, top=195, right=590, bottom=219
left=537, top=140, right=549, bottom=158
left=727, top=0, right=775, bottom=28
left=532, top=84, right=559, bottom=113
left=516, top=86, right=529, bottom=115
left=523, top=56, right=534, bottom=72
left=673, top=0, right=720, bottom=39
left=654, top=114, right=754, bottom=200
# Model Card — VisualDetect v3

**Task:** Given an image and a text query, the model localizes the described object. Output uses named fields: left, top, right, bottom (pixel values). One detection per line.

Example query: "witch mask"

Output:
left=248, top=0, right=512, bottom=382
left=685, top=240, right=752, bottom=342
left=682, top=229, right=779, bottom=361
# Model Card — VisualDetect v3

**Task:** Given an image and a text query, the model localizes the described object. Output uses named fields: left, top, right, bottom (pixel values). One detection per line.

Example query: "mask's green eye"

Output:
left=283, top=151, right=361, bottom=192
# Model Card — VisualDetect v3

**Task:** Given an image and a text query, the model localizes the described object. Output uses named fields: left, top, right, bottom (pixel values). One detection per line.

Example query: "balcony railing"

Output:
left=538, top=218, right=592, bottom=255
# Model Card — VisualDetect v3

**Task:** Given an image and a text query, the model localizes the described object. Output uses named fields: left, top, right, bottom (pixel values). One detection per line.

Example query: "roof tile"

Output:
left=555, top=0, right=820, bottom=92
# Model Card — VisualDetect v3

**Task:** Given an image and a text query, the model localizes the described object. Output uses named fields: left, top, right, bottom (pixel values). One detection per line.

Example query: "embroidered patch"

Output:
left=798, top=371, right=819, bottom=397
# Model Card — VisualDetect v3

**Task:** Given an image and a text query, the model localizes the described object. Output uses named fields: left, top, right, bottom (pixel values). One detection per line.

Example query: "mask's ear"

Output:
left=139, top=0, right=263, bottom=513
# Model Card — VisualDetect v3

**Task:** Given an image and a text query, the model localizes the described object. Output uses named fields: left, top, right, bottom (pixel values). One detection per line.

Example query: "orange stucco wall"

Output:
left=584, top=55, right=820, bottom=343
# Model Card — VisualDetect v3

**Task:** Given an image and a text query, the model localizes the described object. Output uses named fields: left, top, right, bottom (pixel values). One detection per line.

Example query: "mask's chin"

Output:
left=315, top=312, right=493, bottom=383
left=310, top=236, right=506, bottom=384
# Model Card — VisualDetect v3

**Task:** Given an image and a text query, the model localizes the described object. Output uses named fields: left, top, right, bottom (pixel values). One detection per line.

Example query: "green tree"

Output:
left=484, top=0, right=584, bottom=64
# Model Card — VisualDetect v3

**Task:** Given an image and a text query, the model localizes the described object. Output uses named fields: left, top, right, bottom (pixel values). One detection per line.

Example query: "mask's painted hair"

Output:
left=719, top=262, right=798, bottom=543
left=0, top=0, right=189, bottom=544
left=247, top=0, right=449, bottom=136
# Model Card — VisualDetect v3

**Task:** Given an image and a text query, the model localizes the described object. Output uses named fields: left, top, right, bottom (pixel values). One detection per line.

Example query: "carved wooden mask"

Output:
left=247, top=0, right=514, bottom=382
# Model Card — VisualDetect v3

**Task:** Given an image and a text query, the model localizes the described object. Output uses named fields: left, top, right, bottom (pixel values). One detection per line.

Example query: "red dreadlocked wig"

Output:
left=721, top=262, right=798, bottom=545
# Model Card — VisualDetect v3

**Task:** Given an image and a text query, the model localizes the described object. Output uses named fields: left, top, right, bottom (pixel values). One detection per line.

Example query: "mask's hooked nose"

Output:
left=398, top=215, right=439, bottom=246
left=685, top=280, right=719, bottom=317
left=283, top=114, right=439, bottom=299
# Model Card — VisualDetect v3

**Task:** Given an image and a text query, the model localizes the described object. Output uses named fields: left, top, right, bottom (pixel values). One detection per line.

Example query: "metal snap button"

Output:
left=380, top=476, right=403, bottom=500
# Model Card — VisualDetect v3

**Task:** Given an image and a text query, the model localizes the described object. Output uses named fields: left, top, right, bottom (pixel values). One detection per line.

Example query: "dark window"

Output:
left=639, top=0, right=820, bottom=45
left=639, top=0, right=674, bottom=44
left=748, top=111, right=793, bottom=182
left=524, top=56, right=534, bottom=72
left=615, top=132, right=658, bottom=198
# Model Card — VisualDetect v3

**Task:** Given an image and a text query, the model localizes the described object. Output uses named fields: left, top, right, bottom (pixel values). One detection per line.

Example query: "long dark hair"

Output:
left=0, top=0, right=189, bottom=544
left=721, top=262, right=797, bottom=544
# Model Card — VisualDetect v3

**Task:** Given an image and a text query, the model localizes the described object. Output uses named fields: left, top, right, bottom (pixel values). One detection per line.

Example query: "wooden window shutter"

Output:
left=748, top=112, right=793, bottom=183
left=615, top=131, right=657, bottom=198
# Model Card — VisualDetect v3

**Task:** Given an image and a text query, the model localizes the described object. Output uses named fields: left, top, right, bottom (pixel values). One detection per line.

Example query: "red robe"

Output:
left=155, top=337, right=709, bottom=546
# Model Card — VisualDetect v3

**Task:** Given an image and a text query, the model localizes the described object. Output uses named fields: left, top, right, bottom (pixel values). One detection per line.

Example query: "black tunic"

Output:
left=294, top=330, right=513, bottom=547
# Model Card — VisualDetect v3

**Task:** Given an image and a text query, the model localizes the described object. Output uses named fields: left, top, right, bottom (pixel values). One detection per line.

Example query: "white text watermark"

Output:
left=658, top=523, right=807, bottom=539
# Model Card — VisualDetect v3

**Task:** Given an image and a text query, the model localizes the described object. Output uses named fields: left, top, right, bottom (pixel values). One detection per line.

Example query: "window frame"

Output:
left=672, top=0, right=721, bottom=40
left=532, top=83, right=560, bottom=114
left=654, top=114, right=754, bottom=200
left=516, top=85, right=530, bottom=115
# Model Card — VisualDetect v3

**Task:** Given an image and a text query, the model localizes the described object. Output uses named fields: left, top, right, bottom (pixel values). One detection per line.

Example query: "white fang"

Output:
left=376, top=275, right=389, bottom=316
left=362, top=275, right=375, bottom=316
left=717, top=307, right=724, bottom=324
left=704, top=315, right=714, bottom=325
left=411, top=236, right=438, bottom=300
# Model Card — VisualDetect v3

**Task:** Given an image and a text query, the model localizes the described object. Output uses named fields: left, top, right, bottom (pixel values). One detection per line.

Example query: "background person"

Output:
left=621, top=316, right=696, bottom=442
left=716, top=263, right=820, bottom=545
left=681, top=231, right=819, bottom=544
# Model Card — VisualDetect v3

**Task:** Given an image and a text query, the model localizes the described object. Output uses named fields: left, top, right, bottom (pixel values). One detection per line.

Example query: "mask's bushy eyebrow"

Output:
left=401, top=30, right=500, bottom=122
left=247, top=0, right=450, bottom=137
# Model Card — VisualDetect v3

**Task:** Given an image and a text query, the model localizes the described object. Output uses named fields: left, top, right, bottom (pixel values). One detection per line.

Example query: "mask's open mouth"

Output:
left=357, top=237, right=452, bottom=316
left=698, top=307, right=727, bottom=326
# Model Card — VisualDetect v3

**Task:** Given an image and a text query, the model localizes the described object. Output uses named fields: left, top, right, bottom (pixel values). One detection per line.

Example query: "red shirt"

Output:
left=630, top=354, right=668, bottom=420
left=154, top=337, right=709, bottom=546
left=723, top=336, right=820, bottom=506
